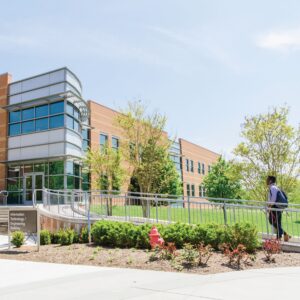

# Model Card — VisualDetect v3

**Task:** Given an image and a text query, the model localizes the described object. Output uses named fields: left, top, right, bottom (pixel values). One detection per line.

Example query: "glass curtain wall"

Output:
left=6, top=160, right=83, bottom=204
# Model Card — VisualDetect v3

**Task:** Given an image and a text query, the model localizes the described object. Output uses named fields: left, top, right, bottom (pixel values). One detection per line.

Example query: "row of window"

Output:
left=185, top=159, right=211, bottom=175
left=186, top=184, right=206, bottom=197
left=100, top=133, right=119, bottom=151
left=8, top=101, right=82, bottom=136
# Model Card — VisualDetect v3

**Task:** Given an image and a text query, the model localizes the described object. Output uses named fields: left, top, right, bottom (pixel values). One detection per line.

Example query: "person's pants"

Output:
left=269, top=209, right=284, bottom=239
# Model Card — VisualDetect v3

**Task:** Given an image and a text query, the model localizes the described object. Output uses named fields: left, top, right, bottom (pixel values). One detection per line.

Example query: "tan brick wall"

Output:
left=0, top=73, right=11, bottom=190
left=180, top=138, right=220, bottom=197
left=88, top=100, right=131, bottom=190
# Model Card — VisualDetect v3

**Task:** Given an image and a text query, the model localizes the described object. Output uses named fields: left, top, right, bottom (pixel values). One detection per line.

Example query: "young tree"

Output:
left=203, top=157, right=242, bottom=200
left=234, top=107, right=300, bottom=200
left=85, top=145, right=125, bottom=215
left=115, top=101, right=181, bottom=217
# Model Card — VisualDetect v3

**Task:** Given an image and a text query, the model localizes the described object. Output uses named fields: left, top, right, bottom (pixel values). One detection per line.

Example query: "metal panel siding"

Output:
left=65, top=143, right=83, bottom=158
left=66, top=71, right=82, bottom=95
left=66, top=129, right=82, bottom=148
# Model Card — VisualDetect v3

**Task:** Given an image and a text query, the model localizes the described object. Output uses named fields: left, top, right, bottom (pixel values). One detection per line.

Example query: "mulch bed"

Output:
left=1, top=244, right=300, bottom=274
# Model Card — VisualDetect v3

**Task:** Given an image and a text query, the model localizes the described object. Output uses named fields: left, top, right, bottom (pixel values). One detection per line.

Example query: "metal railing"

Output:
left=34, top=189, right=300, bottom=243
left=0, top=191, right=8, bottom=206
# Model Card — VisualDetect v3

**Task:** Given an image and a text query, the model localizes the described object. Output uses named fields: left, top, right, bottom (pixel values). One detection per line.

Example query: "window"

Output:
left=74, top=120, right=79, bottom=132
left=22, top=108, right=34, bottom=121
left=9, top=111, right=21, bottom=123
left=191, top=184, right=195, bottom=197
left=9, top=123, right=21, bottom=136
left=112, top=137, right=119, bottom=150
left=36, top=118, right=48, bottom=131
left=22, top=120, right=35, bottom=133
left=100, top=134, right=108, bottom=147
left=186, top=184, right=190, bottom=196
left=49, top=161, right=64, bottom=175
left=36, top=105, right=49, bottom=118
left=190, top=160, right=194, bottom=172
left=186, top=159, right=189, bottom=172
left=199, top=185, right=202, bottom=197
left=67, top=103, right=74, bottom=115
left=50, top=115, right=64, bottom=129
left=208, top=165, right=211, bottom=173
left=202, top=163, right=205, bottom=175
left=82, top=128, right=90, bottom=152
left=50, top=101, right=64, bottom=115
left=8, top=101, right=68, bottom=136
left=67, top=115, right=74, bottom=129
left=198, top=162, right=201, bottom=174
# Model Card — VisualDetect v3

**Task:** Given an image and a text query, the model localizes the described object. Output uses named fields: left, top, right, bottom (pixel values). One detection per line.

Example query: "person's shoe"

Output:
left=284, top=233, right=291, bottom=242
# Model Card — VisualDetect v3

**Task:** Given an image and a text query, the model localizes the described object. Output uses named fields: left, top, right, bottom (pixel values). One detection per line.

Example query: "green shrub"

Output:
left=73, top=231, right=80, bottom=243
left=90, top=220, right=259, bottom=252
left=79, top=227, right=89, bottom=243
left=60, top=229, right=75, bottom=246
left=11, top=231, right=25, bottom=248
left=40, top=230, right=51, bottom=245
left=51, top=231, right=62, bottom=244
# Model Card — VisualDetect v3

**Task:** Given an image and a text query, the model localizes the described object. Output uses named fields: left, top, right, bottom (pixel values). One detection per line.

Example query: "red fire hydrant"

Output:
left=149, top=226, right=164, bottom=248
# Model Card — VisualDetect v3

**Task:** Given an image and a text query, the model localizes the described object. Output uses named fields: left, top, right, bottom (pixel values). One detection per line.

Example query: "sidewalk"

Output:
left=0, top=259, right=299, bottom=300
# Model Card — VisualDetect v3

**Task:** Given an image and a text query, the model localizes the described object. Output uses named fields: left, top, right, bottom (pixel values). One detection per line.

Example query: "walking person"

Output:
left=267, top=176, right=290, bottom=242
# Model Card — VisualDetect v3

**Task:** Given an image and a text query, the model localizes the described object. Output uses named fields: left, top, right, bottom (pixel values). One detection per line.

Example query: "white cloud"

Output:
left=256, top=28, right=300, bottom=51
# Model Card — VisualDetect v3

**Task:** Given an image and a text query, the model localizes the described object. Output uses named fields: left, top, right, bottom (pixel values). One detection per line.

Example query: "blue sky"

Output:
left=1, top=1, right=300, bottom=156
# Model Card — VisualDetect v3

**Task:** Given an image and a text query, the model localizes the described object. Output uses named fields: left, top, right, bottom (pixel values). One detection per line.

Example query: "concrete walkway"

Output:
left=0, top=259, right=299, bottom=300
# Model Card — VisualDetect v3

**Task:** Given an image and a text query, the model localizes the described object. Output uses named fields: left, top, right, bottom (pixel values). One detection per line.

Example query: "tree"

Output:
left=85, top=144, right=125, bottom=215
left=115, top=101, right=182, bottom=217
left=234, top=107, right=300, bottom=200
left=203, top=157, right=242, bottom=200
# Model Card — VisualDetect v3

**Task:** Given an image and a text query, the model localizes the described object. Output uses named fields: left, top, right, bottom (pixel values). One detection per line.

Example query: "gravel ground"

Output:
left=1, top=244, right=300, bottom=275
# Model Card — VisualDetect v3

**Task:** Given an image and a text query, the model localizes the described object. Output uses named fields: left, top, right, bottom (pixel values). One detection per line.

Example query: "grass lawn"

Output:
left=90, top=203, right=300, bottom=237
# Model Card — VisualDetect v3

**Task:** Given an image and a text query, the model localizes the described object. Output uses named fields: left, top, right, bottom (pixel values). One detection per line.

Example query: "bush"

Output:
left=11, top=231, right=25, bottom=248
left=60, top=229, right=75, bottom=246
left=40, top=230, right=51, bottom=245
left=263, top=239, right=281, bottom=262
left=79, top=227, right=89, bottom=243
left=90, top=220, right=259, bottom=252
left=51, top=231, right=62, bottom=244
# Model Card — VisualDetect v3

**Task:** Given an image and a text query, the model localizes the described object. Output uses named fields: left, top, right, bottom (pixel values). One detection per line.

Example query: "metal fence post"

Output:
left=155, top=195, right=158, bottom=223
left=124, top=195, right=127, bottom=222
left=86, top=192, right=91, bottom=244
left=223, top=200, right=227, bottom=225
left=187, top=196, right=191, bottom=224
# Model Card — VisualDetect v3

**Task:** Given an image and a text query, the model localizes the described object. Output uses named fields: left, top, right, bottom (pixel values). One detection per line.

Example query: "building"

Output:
left=0, top=68, right=219, bottom=205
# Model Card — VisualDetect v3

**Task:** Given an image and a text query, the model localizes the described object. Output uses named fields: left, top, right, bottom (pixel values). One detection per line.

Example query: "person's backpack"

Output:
left=275, top=189, right=288, bottom=209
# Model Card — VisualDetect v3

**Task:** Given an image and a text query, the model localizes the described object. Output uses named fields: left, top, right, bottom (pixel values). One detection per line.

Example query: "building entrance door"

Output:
left=23, top=173, right=44, bottom=205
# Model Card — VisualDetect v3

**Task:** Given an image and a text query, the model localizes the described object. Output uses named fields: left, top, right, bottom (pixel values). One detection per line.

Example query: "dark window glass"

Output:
left=34, top=163, right=44, bottom=172
left=23, top=164, right=33, bottom=173
left=50, top=114, right=64, bottom=128
left=9, top=123, right=21, bottom=136
left=190, top=160, right=194, bottom=172
left=198, top=162, right=201, bottom=174
left=36, top=104, right=49, bottom=118
left=74, top=120, right=79, bottom=132
left=67, top=103, right=74, bottom=115
left=22, top=108, right=35, bottom=120
left=199, top=186, right=202, bottom=197
left=66, top=115, right=73, bottom=129
left=9, top=111, right=21, bottom=123
left=8, top=166, right=20, bottom=178
left=50, top=101, right=64, bottom=115
left=22, top=120, right=35, bottom=133
left=191, top=184, right=195, bottom=197
left=67, top=176, right=74, bottom=189
left=74, top=176, right=80, bottom=189
left=202, top=163, right=205, bottom=175
left=36, top=118, right=48, bottom=131
left=7, top=178, right=20, bottom=191
left=112, top=137, right=119, bottom=150
left=74, top=163, right=80, bottom=176
left=49, top=161, right=64, bottom=175
left=186, top=159, right=189, bottom=172
left=186, top=184, right=190, bottom=196
left=49, top=176, right=64, bottom=189
left=100, top=134, right=108, bottom=146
